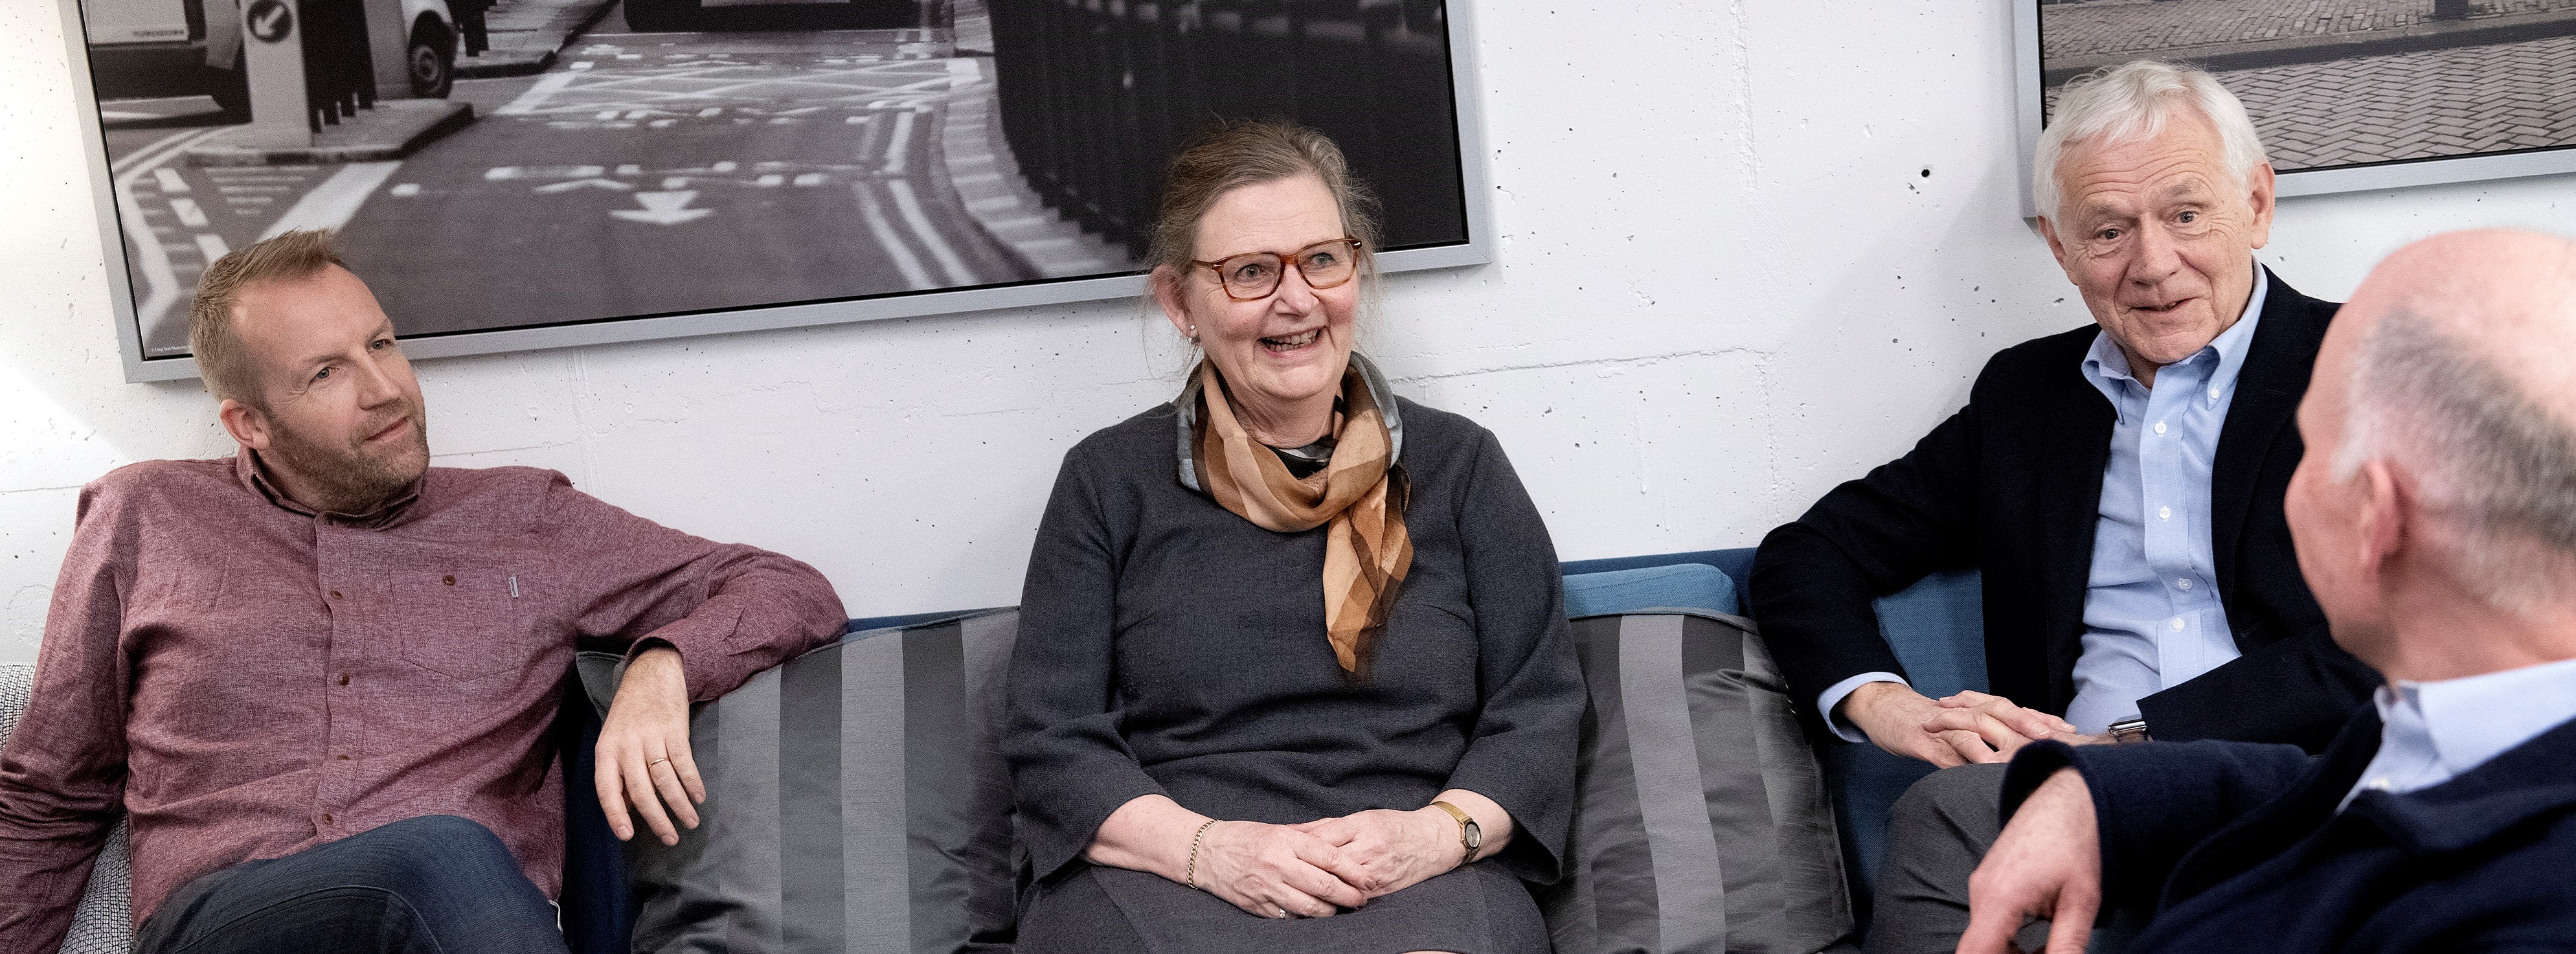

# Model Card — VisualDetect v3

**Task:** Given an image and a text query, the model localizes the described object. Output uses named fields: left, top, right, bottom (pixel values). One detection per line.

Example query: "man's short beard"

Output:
left=262, top=404, right=431, bottom=514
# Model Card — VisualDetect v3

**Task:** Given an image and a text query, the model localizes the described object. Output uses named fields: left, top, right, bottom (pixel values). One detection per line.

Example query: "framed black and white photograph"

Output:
left=2013, top=0, right=2576, bottom=206
left=60, top=0, right=1489, bottom=382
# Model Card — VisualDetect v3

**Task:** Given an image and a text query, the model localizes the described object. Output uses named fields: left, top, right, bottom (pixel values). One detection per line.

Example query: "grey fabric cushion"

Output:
left=0, top=663, right=137, bottom=954
left=1541, top=612, right=1857, bottom=954
left=578, top=609, right=1021, bottom=954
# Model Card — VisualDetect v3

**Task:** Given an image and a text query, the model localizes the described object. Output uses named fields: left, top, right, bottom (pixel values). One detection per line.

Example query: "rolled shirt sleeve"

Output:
left=1437, top=429, right=1585, bottom=885
left=541, top=475, right=847, bottom=701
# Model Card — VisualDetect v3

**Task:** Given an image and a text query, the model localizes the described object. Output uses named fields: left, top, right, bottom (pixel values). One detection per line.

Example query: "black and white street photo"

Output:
left=74, top=0, right=1470, bottom=367
left=2040, top=0, right=2576, bottom=172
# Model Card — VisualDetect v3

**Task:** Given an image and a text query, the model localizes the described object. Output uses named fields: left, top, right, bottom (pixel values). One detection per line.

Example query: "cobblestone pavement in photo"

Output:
left=2042, top=32, right=2576, bottom=170
left=2042, top=0, right=2576, bottom=60
left=2220, top=32, right=2576, bottom=168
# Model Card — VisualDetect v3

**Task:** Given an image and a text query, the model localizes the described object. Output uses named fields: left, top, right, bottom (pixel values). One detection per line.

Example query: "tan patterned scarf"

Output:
left=1187, top=359, right=1412, bottom=676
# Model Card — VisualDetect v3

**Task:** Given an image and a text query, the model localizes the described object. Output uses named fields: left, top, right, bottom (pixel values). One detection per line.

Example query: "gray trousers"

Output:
left=1863, top=764, right=2143, bottom=954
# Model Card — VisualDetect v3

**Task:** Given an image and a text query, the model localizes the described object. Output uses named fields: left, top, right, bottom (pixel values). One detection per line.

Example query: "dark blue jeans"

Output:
left=135, top=815, right=569, bottom=954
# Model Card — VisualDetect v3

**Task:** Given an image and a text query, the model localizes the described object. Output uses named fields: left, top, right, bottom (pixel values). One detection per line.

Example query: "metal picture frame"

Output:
left=62, top=0, right=1495, bottom=383
left=2012, top=0, right=2576, bottom=219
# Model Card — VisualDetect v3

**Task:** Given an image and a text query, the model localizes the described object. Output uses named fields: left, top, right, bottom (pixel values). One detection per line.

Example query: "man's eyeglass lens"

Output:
left=1203, top=240, right=1361, bottom=299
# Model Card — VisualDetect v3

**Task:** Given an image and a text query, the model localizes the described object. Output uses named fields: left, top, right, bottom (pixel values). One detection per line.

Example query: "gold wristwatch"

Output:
left=1430, top=800, right=1482, bottom=865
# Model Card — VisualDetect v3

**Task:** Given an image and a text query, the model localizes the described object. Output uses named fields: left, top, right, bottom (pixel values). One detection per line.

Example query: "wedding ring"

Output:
left=647, top=757, right=671, bottom=767
left=1272, top=907, right=1288, bottom=919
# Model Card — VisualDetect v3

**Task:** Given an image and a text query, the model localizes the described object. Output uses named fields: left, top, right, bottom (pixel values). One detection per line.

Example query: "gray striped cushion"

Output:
left=0, top=664, right=137, bottom=954
left=1541, top=612, right=1857, bottom=954
left=578, top=609, right=1022, bottom=954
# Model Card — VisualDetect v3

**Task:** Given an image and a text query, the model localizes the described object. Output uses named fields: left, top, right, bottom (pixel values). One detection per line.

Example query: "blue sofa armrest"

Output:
left=1561, top=549, right=1754, bottom=614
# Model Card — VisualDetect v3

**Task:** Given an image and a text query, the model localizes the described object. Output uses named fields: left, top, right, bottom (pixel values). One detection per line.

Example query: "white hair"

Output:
left=2033, top=61, right=2270, bottom=229
left=2333, top=312, right=2576, bottom=611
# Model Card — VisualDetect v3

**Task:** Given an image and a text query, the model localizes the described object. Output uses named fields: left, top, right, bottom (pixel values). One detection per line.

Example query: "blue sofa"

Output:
left=557, top=546, right=1986, bottom=952
left=0, top=546, right=1983, bottom=952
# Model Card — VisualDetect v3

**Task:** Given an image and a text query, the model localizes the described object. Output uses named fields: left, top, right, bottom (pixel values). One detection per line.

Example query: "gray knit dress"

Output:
left=1004, top=396, right=1585, bottom=954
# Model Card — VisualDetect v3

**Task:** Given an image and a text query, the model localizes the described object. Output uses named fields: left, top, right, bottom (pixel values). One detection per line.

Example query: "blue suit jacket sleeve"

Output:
left=1752, top=398, right=1985, bottom=735
left=2000, top=739, right=2314, bottom=906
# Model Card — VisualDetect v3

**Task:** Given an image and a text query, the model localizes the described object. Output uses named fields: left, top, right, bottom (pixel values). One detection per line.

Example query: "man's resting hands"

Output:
left=595, top=645, right=705, bottom=846
left=1839, top=683, right=2099, bottom=767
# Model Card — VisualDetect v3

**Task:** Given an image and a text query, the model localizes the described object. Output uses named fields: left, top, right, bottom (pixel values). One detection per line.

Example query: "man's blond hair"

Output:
left=189, top=229, right=345, bottom=407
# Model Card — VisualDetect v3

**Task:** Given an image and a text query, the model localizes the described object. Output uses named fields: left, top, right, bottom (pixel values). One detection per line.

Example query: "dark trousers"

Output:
left=135, top=815, right=569, bottom=954
left=1864, top=763, right=2143, bottom=954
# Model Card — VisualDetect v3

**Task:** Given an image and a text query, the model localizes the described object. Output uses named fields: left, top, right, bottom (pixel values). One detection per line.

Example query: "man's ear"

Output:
left=2243, top=163, right=2277, bottom=251
left=218, top=398, right=272, bottom=452
left=2353, top=459, right=2408, bottom=584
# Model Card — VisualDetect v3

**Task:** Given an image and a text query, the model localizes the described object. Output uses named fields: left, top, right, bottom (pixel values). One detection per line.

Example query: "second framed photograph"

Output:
left=2015, top=0, right=2576, bottom=205
left=63, top=0, right=1489, bottom=381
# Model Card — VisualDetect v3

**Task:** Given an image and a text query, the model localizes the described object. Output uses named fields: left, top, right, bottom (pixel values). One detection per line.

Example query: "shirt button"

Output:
left=443, top=575, right=457, bottom=585
left=329, top=591, right=343, bottom=600
left=2154, top=421, right=2168, bottom=435
left=338, top=674, right=350, bottom=686
left=321, top=813, right=335, bottom=825
left=2159, top=506, right=2173, bottom=520
left=2177, top=578, right=2194, bottom=591
left=336, top=754, right=350, bottom=760
left=2169, top=617, right=2186, bottom=631
left=2208, top=387, right=2220, bottom=400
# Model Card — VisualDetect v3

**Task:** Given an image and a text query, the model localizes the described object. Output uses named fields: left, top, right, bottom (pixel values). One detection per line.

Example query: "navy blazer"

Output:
left=1752, top=269, right=2377, bottom=750
left=2002, top=712, right=2576, bottom=953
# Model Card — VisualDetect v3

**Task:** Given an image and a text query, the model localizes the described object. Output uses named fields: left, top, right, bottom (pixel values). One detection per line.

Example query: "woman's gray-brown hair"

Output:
left=1144, top=120, right=1384, bottom=279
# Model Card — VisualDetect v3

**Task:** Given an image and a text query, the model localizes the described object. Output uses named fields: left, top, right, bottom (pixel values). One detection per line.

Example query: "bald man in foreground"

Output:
left=1961, top=229, right=2576, bottom=954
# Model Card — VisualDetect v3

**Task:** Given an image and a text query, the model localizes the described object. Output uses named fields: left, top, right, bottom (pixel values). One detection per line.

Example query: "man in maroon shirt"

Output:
left=0, top=230, right=849, bottom=953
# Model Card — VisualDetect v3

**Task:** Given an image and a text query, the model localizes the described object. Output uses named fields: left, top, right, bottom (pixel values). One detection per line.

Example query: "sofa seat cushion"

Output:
left=576, top=609, right=1022, bottom=954
left=1541, top=612, right=1856, bottom=954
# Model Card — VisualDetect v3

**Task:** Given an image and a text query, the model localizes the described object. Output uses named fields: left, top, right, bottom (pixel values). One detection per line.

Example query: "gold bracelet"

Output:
left=1183, top=819, right=1220, bottom=890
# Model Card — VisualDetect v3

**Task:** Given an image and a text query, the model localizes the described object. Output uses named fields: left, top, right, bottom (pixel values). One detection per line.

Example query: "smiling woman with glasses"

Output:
left=1003, top=120, right=1583, bottom=954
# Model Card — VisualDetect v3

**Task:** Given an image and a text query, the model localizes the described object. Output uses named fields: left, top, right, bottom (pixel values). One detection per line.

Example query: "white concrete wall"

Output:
left=4, top=0, right=2569, bottom=662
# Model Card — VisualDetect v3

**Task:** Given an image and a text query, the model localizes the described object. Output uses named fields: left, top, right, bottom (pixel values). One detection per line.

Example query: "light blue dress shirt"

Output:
left=1820, top=268, right=2270, bottom=741
left=2340, top=656, right=2576, bottom=812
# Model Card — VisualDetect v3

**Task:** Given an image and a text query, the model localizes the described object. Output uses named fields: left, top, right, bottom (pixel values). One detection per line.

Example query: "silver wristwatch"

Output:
left=2107, top=716, right=2152, bottom=744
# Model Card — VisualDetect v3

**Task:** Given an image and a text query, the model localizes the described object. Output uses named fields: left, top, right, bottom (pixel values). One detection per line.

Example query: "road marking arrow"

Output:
left=610, top=191, right=711, bottom=225
left=534, top=178, right=634, bottom=193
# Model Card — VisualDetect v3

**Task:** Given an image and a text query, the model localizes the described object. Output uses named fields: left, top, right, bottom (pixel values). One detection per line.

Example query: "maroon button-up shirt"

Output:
left=0, top=455, right=846, bottom=945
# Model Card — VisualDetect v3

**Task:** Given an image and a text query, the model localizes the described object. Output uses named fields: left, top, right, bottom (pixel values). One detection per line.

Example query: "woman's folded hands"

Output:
left=1291, top=806, right=1461, bottom=900
left=1089, top=789, right=1515, bottom=920
left=1191, top=820, right=1373, bottom=918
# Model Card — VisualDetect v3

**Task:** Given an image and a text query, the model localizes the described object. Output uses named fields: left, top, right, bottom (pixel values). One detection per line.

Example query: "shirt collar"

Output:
left=2375, top=655, right=2576, bottom=780
left=2079, top=262, right=2270, bottom=413
left=232, top=449, right=424, bottom=528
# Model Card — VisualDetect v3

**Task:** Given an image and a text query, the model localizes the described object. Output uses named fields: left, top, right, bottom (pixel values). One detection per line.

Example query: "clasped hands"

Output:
left=1842, top=683, right=2103, bottom=767
left=1199, top=808, right=1458, bottom=918
left=1094, top=792, right=1498, bottom=920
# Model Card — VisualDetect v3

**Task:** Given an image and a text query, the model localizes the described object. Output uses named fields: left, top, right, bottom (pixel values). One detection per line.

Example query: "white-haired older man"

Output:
left=1961, top=229, right=2576, bottom=954
left=1751, top=61, right=2376, bottom=951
